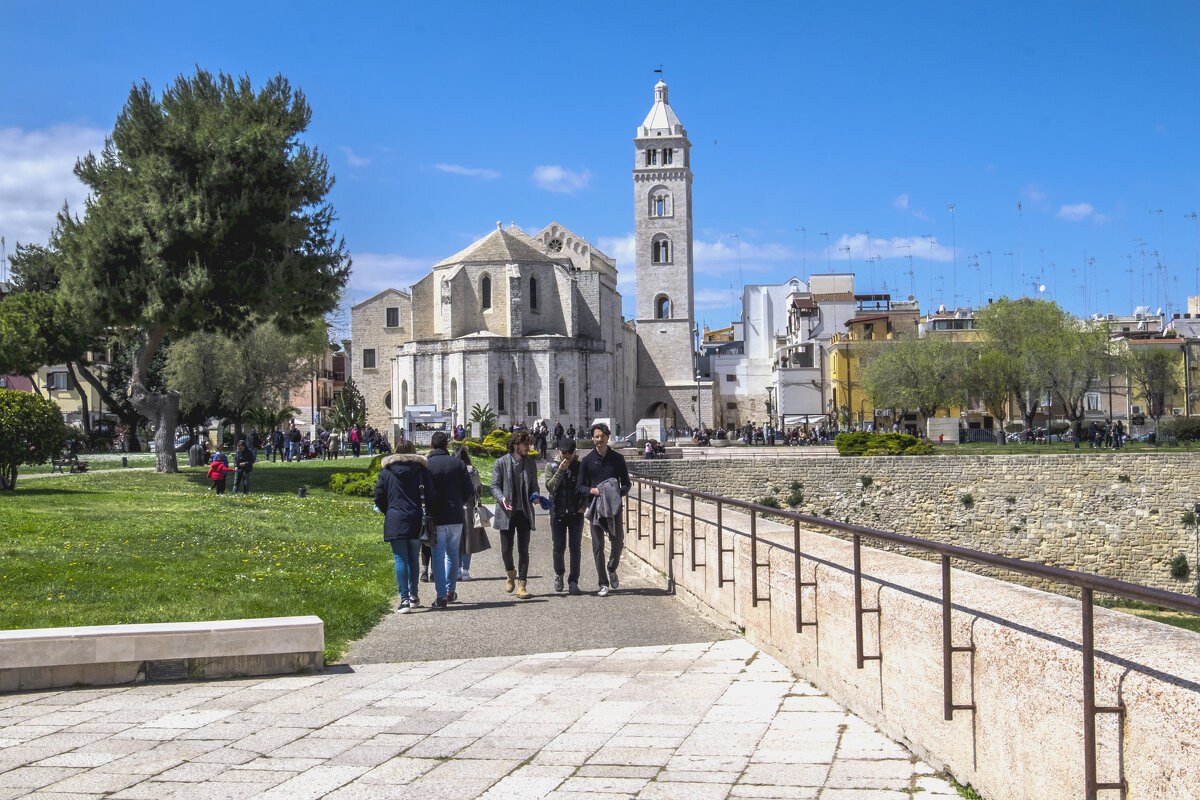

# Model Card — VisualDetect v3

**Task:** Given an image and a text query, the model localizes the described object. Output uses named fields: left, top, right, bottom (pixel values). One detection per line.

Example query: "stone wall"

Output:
left=618, top=493, right=1200, bottom=799
left=629, top=453, right=1200, bottom=594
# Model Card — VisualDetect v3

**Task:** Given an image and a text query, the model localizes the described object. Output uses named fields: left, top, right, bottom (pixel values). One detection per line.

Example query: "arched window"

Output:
left=655, top=295, right=671, bottom=319
left=481, top=274, right=492, bottom=310
left=497, top=378, right=506, bottom=412
left=384, top=391, right=392, bottom=410
left=530, top=276, right=538, bottom=310
left=558, top=377, right=566, bottom=412
left=652, top=237, right=671, bottom=264
left=647, top=186, right=672, bottom=218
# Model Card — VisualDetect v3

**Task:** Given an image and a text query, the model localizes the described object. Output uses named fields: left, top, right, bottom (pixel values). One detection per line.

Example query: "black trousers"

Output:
left=500, top=513, right=532, bottom=580
left=550, top=512, right=584, bottom=583
left=590, top=514, right=623, bottom=587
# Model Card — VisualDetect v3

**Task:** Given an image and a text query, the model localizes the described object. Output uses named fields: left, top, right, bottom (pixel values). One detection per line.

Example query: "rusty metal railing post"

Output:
left=854, top=533, right=880, bottom=668
left=650, top=484, right=658, bottom=549
left=795, top=518, right=817, bottom=632
left=1082, top=586, right=1127, bottom=799
left=689, top=494, right=700, bottom=570
left=636, top=481, right=645, bottom=540
left=750, top=509, right=759, bottom=607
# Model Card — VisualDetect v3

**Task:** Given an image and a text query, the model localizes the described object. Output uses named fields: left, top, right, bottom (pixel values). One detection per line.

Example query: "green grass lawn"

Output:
left=22, top=452, right=159, bottom=474
left=1, top=458, right=408, bottom=662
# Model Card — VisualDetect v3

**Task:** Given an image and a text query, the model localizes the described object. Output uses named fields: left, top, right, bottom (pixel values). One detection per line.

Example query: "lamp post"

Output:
left=765, top=385, right=775, bottom=444
left=693, top=325, right=702, bottom=431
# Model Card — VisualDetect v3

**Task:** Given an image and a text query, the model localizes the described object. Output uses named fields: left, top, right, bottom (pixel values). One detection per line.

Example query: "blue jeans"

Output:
left=390, top=539, right=421, bottom=603
left=432, top=523, right=462, bottom=599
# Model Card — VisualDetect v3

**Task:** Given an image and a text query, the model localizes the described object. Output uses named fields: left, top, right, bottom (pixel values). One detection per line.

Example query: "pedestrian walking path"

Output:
left=0, top=640, right=958, bottom=799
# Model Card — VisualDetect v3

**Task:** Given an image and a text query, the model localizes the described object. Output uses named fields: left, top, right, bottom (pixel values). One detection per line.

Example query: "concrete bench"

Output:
left=0, top=616, right=324, bottom=692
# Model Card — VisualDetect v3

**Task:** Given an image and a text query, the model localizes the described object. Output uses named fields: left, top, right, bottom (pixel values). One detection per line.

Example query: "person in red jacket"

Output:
left=207, top=446, right=233, bottom=494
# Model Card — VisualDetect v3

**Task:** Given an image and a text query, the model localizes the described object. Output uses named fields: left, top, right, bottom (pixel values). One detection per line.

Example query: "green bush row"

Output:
left=328, top=455, right=383, bottom=497
left=835, top=431, right=935, bottom=456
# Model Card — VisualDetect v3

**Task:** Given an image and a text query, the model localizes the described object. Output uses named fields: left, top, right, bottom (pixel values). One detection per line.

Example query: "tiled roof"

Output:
left=433, top=226, right=559, bottom=268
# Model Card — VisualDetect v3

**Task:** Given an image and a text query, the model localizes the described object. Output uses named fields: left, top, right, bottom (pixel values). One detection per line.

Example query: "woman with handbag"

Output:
left=373, top=440, right=436, bottom=613
left=454, top=445, right=488, bottom=580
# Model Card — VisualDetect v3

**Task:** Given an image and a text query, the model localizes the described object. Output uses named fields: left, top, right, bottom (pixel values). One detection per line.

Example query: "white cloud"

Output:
left=693, top=238, right=796, bottom=277
left=339, top=146, right=370, bottom=167
left=828, top=233, right=953, bottom=263
left=348, top=252, right=433, bottom=295
left=1023, top=183, right=1047, bottom=204
left=0, top=124, right=106, bottom=249
left=1057, top=202, right=1095, bottom=221
left=532, top=165, right=590, bottom=194
left=435, top=163, right=500, bottom=180
left=695, top=288, right=739, bottom=310
left=893, top=193, right=909, bottom=210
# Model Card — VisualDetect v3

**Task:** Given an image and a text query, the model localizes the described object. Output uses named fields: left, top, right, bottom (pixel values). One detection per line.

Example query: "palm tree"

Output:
left=243, top=405, right=300, bottom=441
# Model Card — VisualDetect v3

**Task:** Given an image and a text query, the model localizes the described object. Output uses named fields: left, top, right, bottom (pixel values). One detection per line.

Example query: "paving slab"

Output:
left=0, top=641, right=958, bottom=798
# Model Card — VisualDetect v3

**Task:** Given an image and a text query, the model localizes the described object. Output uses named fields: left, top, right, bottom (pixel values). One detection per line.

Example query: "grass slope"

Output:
left=1, top=459, right=399, bottom=662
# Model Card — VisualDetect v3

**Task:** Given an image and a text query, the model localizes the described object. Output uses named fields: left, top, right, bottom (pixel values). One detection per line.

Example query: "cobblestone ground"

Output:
left=0, top=640, right=958, bottom=799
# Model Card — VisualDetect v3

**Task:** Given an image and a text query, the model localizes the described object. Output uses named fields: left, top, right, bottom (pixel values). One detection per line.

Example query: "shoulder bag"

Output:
left=419, top=484, right=437, bottom=546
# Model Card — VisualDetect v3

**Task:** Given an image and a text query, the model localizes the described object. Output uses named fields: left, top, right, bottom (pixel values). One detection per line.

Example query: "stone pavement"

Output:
left=0, top=639, right=959, bottom=799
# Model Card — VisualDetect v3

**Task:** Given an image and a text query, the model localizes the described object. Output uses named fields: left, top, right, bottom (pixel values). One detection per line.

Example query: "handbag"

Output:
left=466, top=524, right=492, bottom=554
left=473, top=503, right=494, bottom=529
left=418, top=485, right=437, bottom=546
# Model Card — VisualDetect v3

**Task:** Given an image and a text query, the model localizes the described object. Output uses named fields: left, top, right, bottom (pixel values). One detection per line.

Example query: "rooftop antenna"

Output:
left=1017, top=202, right=1026, bottom=301
left=947, top=204, right=957, bottom=305
left=1002, top=252, right=1014, bottom=297
left=901, top=243, right=915, bottom=296
left=866, top=255, right=880, bottom=294
left=654, top=65, right=663, bottom=80
left=840, top=244, right=852, bottom=274
left=984, top=249, right=993, bottom=300
left=1151, top=210, right=1170, bottom=316
left=819, top=232, right=831, bottom=272
left=1185, top=212, right=1198, bottom=296
left=730, top=233, right=743, bottom=295
left=796, top=226, right=807, bottom=274
left=970, top=254, right=981, bottom=306
left=922, top=234, right=935, bottom=305
left=1126, top=253, right=1135, bottom=309
left=0, top=235, right=6, bottom=284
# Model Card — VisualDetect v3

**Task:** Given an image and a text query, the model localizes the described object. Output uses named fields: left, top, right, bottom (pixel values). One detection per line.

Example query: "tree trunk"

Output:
left=66, top=362, right=91, bottom=436
left=75, top=362, right=142, bottom=429
left=128, top=327, right=180, bottom=473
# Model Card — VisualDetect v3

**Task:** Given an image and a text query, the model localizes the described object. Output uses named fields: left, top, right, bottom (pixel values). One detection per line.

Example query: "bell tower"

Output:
left=634, top=79, right=698, bottom=425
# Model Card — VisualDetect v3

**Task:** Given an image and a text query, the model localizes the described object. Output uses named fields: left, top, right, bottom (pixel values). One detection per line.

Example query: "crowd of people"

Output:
left=372, top=422, right=631, bottom=611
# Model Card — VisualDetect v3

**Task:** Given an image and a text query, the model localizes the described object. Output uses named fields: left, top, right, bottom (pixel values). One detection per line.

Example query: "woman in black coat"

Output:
left=373, top=441, right=435, bottom=613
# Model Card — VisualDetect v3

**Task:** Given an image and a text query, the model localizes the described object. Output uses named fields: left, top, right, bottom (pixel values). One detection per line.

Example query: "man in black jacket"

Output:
left=233, top=440, right=255, bottom=495
left=577, top=423, right=631, bottom=596
left=425, top=431, right=473, bottom=608
left=544, top=438, right=585, bottom=594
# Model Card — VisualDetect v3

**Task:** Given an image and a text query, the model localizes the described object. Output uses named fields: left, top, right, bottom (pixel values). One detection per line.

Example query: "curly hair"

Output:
left=508, top=430, right=533, bottom=452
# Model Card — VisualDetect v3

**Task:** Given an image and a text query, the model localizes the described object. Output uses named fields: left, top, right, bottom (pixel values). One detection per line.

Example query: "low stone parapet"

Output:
left=622, top=487, right=1200, bottom=799
left=0, top=616, right=324, bottom=692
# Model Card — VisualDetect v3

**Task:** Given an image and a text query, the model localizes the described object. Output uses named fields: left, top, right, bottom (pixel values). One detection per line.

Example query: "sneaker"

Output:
left=460, top=568, right=471, bottom=581
left=609, top=570, right=619, bottom=589
left=397, top=603, right=411, bottom=614
left=597, top=585, right=610, bottom=597
left=420, top=569, right=430, bottom=583
left=447, top=591, right=458, bottom=603
left=408, top=598, right=421, bottom=609
left=568, top=581, right=581, bottom=595
left=432, top=597, right=449, bottom=610
left=554, top=575, right=564, bottom=592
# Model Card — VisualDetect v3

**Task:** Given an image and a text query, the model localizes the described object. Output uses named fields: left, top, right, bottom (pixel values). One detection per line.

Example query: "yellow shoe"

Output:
left=515, top=580, right=531, bottom=599
left=505, top=570, right=517, bottom=593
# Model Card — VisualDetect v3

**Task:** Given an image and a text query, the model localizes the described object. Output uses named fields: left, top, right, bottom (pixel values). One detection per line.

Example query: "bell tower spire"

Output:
left=633, top=78, right=698, bottom=427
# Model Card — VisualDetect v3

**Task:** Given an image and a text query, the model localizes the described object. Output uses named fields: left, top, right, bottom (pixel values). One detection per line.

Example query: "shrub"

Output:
left=1048, top=422, right=1071, bottom=436
left=0, top=389, right=69, bottom=490
left=328, top=457, right=383, bottom=497
left=1118, top=474, right=1131, bottom=483
left=785, top=480, right=804, bottom=507
left=860, top=475, right=873, bottom=489
left=960, top=493, right=975, bottom=509
left=1160, top=416, right=1200, bottom=443
left=1183, top=510, right=1198, bottom=526
left=1170, top=553, right=1191, bottom=580
left=1006, top=496, right=1016, bottom=505
left=757, top=495, right=782, bottom=509
left=837, top=432, right=925, bottom=456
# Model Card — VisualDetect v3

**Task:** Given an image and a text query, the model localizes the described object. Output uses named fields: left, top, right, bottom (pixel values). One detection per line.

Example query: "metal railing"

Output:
left=624, top=475, right=1200, bottom=800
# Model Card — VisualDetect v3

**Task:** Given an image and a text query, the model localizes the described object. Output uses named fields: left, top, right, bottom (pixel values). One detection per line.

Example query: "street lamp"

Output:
left=693, top=325, right=702, bottom=432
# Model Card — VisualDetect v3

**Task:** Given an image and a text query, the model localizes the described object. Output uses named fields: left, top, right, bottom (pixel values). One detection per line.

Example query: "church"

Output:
left=349, top=80, right=702, bottom=437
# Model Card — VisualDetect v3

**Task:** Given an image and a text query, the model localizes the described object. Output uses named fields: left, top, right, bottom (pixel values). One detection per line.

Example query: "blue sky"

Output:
left=2, top=1, right=1199, bottom=331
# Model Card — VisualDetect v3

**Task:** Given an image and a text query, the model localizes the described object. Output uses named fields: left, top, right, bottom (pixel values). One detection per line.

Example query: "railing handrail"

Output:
left=630, top=474, right=1200, bottom=616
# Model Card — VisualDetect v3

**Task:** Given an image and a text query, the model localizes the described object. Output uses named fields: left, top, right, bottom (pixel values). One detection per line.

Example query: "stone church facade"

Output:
left=350, top=80, right=700, bottom=436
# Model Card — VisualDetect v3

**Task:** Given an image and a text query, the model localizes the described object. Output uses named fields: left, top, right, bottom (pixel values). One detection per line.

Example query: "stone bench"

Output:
left=0, top=616, right=324, bottom=692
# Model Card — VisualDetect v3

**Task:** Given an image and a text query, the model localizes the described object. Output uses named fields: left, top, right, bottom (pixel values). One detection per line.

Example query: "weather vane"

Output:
left=654, top=65, right=663, bottom=80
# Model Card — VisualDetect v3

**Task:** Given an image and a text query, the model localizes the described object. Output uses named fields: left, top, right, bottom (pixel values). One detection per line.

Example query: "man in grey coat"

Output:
left=491, top=430, right=539, bottom=599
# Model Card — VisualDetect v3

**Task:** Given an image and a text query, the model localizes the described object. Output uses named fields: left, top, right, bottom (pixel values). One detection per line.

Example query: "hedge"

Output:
left=836, top=431, right=934, bottom=456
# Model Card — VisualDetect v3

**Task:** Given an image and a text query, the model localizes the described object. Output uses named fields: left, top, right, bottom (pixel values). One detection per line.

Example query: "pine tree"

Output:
left=24, top=69, right=349, bottom=471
